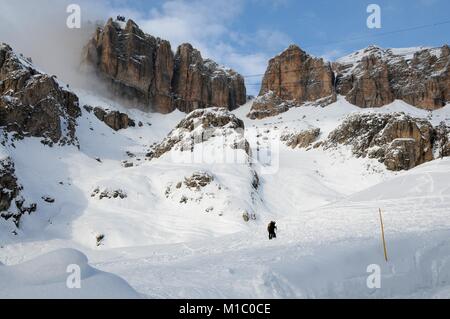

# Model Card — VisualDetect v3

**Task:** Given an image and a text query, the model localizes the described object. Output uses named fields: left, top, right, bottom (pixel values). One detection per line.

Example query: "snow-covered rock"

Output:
left=147, top=107, right=249, bottom=160
left=0, top=154, right=36, bottom=227
left=324, top=112, right=448, bottom=171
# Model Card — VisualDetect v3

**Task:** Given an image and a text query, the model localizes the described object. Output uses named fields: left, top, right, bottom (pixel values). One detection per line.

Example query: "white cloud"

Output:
left=0, top=0, right=116, bottom=86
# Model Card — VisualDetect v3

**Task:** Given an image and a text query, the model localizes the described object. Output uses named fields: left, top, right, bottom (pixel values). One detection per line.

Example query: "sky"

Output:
left=1, top=0, right=449, bottom=95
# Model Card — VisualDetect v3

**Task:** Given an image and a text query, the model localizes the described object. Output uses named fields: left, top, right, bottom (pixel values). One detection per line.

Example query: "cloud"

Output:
left=0, top=0, right=116, bottom=87
left=135, top=0, right=243, bottom=54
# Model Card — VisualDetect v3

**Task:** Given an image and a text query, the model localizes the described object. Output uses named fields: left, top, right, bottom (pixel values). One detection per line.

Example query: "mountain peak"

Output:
left=83, top=19, right=246, bottom=114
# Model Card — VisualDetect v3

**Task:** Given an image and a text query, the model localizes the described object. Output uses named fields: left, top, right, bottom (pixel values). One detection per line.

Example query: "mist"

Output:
left=0, top=0, right=121, bottom=92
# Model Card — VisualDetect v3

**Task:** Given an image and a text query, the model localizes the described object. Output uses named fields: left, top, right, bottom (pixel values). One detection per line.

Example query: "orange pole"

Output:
left=379, top=208, right=388, bottom=262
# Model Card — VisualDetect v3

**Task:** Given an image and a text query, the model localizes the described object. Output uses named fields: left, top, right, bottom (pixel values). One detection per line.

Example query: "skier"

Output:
left=267, top=221, right=277, bottom=240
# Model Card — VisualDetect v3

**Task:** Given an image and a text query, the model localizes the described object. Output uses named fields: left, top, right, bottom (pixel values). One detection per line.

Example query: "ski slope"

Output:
left=1, top=89, right=450, bottom=298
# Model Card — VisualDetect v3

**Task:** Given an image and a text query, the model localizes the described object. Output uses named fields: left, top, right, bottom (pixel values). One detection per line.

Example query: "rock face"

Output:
left=250, top=44, right=450, bottom=119
left=325, top=113, right=449, bottom=171
left=259, top=45, right=335, bottom=105
left=334, top=45, right=450, bottom=109
left=84, top=19, right=174, bottom=113
left=0, top=156, right=36, bottom=227
left=0, top=43, right=81, bottom=146
left=249, top=45, right=335, bottom=119
left=84, top=19, right=246, bottom=114
left=92, top=106, right=135, bottom=131
left=172, top=43, right=246, bottom=113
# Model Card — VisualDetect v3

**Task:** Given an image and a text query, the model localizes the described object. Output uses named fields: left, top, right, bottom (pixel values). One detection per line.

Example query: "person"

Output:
left=267, top=221, right=277, bottom=240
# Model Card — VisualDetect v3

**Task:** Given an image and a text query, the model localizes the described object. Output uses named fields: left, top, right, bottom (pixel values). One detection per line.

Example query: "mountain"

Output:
left=1, top=28, right=450, bottom=298
left=249, top=44, right=335, bottom=120
left=250, top=44, right=450, bottom=119
left=83, top=18, right=246, bottom=114
left=335, top=45, right=450, bottom=109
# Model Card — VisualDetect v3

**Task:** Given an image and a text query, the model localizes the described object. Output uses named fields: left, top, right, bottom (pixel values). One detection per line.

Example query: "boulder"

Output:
left=93, top=107, right=135, bottom=131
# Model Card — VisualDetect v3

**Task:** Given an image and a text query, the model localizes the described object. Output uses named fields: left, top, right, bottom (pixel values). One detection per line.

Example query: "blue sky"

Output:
left=104, top=0, right=449, bottom=94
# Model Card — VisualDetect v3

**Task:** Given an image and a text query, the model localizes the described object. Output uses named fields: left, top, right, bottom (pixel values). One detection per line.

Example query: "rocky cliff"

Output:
left=335, top=45, right=450, bottom=109
left=251, top=45, right=335, bottom=119
left=0, top=43, right=81, bottom=146
left=172, top=43, right=246, bottom=113
left=250, top=44, right=450, bottom=119
left=83, top=18, right=174, bottom=113
left=84, top=19, right=246, bottom=114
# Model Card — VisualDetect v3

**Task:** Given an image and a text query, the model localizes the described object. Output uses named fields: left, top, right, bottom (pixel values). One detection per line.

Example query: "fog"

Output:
left=0, top=0, right=119, bottom=90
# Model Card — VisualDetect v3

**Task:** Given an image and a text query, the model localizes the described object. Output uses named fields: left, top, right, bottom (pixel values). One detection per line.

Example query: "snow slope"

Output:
left=0, top=249, right=139, bottom=299
left=1, top=86, right=450, bottom=298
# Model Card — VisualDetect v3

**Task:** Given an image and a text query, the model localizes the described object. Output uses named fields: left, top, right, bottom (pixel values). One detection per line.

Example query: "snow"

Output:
left=335, top=45, right=446, bottom=79
left=0, top=249, right=140, bottom=299
left=2, top=74, right=450, bottom=298
left=0, top=147, right=8, bottom=161
left=336, top=45, right=439, bottom=65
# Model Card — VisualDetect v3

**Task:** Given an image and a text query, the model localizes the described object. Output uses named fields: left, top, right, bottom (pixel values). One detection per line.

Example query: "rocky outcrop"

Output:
left=247, top=91, right=292, bottom=120
left=0, top=156, right=36, bottom=227
left=91, top=187, right=127, bottom=200
left=91, top=106, right=135, bottom=131
left=146, top=108, right=248, bottom=160
left=334, top=45, right=450, bottom=109
left=324, top=113, right=449, bottom=171
left=84, top=19, right=246, bottom=114
left=0, top=43, right=81, bottom=146
left=172, top=44, right=246, bottom=113
left=249, top=45, right=335, bottom=119
left=435, top=122, right=450, bottom=158
left=281, top=128, right=321, bottom=149
left=184, top=172, right=214, bottom=190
